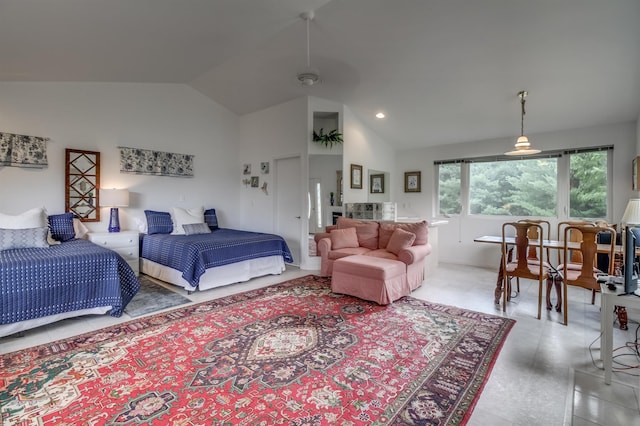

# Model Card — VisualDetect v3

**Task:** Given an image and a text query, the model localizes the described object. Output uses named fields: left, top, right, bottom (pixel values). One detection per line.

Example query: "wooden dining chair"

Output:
left=501, top=221, right=552, bottom=318
left=556, top=223, right=616, bottom=325
left=556, top=220, right=593, bottom=265
left=516, top=219, right=551, bottom=293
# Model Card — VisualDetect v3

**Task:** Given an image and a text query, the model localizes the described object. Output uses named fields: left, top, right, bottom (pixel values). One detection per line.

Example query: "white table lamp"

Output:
left=100, top=188, right=129, bottom=232
left=621, top=198, right=640, bottom=227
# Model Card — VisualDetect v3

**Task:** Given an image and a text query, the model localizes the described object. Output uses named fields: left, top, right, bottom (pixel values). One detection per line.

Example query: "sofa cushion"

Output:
left=336, top=217, right=379, bottom=249
left=330, top=227, right=359, bottom=249
left=379, top=221, right=428, bottom=248
left=386, top=228, right=417, bottom=255
left=328, top=247, right=371, bottom=260
left=364, top=248, right=399, bottom=260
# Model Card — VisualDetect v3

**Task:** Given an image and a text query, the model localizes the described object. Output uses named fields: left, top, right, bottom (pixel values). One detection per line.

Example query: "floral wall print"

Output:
left=0, top=132, right=49, bottom=168
left=119, top=147, right=193, bottom=177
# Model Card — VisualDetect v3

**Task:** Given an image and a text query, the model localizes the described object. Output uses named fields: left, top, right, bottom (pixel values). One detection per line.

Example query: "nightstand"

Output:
left=88, top=231, right=139, bottom=275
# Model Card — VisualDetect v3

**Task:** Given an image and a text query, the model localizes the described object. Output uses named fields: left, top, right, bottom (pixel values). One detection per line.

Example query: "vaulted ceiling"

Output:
left=1, top=0, right=639, bottom=150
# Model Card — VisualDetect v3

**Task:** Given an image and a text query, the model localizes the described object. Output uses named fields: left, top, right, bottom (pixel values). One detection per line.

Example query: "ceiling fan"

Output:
left=297, top=11, right=320, bottom=86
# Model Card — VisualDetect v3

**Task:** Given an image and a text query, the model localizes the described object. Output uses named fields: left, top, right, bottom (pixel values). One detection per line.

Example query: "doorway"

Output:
left=275, top=155, right=302, bottom=266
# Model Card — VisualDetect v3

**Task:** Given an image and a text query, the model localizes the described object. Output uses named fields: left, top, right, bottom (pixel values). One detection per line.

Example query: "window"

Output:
left=435, top=146, right=612, bottom=219
left=469, top=158, right=557, bottom=216
left=568, top=150, right=608, bottom=218
left=438, top=163, right=461, bottom=215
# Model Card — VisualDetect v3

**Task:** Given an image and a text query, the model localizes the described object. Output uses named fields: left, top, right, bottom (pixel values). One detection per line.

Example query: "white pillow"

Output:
left=134, top=217, right=148, bottom=234
left=0, top=207, right=47, bottom=229
left=73, top=218, right=90, bottom=239
left=170, top=206, right=205, bottom=235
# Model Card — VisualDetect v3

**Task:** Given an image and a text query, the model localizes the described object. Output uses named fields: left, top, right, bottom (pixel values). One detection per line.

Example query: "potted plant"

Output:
left=313, top=128, right=343, bottom=149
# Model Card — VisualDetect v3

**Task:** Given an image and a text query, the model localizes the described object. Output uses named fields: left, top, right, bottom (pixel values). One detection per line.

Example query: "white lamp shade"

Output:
left=100, top=188, right=129, bottom=207
left=622, top=199, right=640, bottom=226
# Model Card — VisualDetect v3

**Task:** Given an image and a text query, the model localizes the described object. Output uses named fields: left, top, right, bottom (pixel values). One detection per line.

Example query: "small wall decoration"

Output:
left=119, top=147, right=193, bottom=177
left=251, top=176, right=259, bottom=187
left=243, top=164, right=252, bottom=175
left=404, top=171, right=421, bottom=193
left=242, top=178, right=251, bottom=187
left=0, top=132, right=49, bottom=168
left=370, top=174, right=384, bottom=194
left=261, top=182, right=268, bottom=195
left=633, top=157, right=640, bottom=191
left=260, top=162, right=270, bottom=174
left=350, top=164, right=363, bottom=189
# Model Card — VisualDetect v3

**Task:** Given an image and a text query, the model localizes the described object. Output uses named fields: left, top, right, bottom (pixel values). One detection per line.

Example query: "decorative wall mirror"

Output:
left=65, top=149, right=100, bottom=222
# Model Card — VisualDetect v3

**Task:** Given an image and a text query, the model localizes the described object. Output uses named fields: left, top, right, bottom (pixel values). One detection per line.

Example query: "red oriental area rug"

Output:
left=0, top=275, right=514, bottom=425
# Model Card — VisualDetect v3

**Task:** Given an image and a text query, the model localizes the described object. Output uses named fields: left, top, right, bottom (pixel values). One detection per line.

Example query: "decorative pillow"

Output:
left=48, top=212, right=76, bottom=242
left=336, top=217, right=379, bottom=249
left=171, top=206, right=205, bottom=235
left=73, top=218, right=90, bottom=239
left=0, top=207, right=47, bottom=229
left=145, top=210, right=173, bottom=235
left=379, top=221, right=428, bottom=248
left=386, top=228, right=416, bottom=255
left=330, top=227, right=359, bottom=250
left=397, top=221, right=428, bottom=245
left=183, top=223, right=212, bottom=236
left=134, top=217, right=148, bottom=234
left=204, top=208, right=219, bottom=230
left=0, top=227, right=49, bottom=251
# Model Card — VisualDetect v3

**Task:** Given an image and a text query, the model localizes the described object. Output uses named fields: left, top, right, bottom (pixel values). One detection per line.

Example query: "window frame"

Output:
left=434, top=146, right=613, bottom=222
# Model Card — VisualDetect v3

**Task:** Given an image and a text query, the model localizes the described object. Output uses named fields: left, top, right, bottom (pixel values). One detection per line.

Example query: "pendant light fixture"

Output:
left=296, top=11, right=320, bottom=86
left=505, top=90, right=540, bottom=156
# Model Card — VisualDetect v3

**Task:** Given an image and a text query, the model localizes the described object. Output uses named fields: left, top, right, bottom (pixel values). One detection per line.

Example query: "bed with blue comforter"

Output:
left=141, top=228, right=294, bottom=291
left=0, top=239, right=140, bottom=337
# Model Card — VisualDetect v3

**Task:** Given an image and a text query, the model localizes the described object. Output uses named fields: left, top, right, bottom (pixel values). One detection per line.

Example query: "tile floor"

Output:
left=1, top=263, right=639, bottom=425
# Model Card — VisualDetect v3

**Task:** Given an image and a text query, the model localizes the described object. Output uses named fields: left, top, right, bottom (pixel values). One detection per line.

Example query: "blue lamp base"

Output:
left=108, top=207, right=121, bottom=232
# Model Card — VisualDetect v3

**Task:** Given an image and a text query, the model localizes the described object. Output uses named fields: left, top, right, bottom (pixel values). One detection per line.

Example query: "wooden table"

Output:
left=474, top=235, right=624, bottom=305
left=600, top=283, right=640, bottom=384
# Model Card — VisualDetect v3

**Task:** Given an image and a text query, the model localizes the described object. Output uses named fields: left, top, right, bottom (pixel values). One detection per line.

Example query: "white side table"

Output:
left=600, top=283, right=640, bottom=384
left=88, top=231, right=139, bottom=275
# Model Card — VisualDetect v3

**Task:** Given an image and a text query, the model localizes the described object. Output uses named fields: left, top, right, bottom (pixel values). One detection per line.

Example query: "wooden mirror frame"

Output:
left=65, top=149, right=100, bottom=222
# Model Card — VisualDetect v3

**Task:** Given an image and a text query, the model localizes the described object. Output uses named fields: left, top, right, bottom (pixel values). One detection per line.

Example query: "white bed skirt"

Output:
left=0, top=306, right=111, bottom=339
left=141, top=255, right=286, bottom=292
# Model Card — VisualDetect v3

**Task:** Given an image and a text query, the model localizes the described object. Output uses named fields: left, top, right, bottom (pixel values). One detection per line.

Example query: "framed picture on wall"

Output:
left=370, top=174, right=384, bottom=193
left=404, top=171, right=421, bottom=193
left=633, top=157, right=640, bottom=191
left=351, top=164, right=363, bottom=189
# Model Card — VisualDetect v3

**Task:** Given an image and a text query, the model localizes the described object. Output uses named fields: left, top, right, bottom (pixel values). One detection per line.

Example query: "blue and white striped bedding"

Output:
left=141, top=228, right=294, bottom=288
left=0, top=239, right=140, bottom=325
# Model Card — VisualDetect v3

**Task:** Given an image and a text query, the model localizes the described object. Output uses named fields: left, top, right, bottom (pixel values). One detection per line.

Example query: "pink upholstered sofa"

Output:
left=316, top=217, right=432, bottom=291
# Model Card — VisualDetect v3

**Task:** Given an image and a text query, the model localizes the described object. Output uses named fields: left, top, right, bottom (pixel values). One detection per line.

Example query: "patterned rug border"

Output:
left=0, top=275, right=514, bottom=361
left=1, top=274, right=516, bottom=425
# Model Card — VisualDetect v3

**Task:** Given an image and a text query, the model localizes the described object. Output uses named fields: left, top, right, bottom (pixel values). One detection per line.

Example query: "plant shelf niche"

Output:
left=312, top=112, right=342, bottom=151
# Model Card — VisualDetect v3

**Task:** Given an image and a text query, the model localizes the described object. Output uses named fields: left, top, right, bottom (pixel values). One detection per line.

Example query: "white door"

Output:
left=275, top=156, right=302, bottom=266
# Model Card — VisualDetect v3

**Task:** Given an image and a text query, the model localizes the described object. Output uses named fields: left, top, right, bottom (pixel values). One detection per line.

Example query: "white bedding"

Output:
left=141, top=255, right=286, bottom=292
left=0, top=306, right=111, bottom=339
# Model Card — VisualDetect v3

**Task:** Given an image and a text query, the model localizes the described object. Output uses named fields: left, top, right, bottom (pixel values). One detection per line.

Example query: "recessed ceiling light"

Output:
left=375, top=112, right=385, bottom=119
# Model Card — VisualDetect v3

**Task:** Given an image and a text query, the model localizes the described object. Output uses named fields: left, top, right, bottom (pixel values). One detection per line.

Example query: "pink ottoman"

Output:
left=331, top=255, right=410, bottom=305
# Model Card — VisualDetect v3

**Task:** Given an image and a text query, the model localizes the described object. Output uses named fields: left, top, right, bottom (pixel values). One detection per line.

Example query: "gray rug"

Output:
left=125, top=276, right=192, bottom=318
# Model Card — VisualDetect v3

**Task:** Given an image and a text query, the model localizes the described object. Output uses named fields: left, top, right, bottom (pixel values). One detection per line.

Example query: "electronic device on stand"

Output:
left=622, top=226, right=639, bottom=295
left=621, top=199, right=640, bottom=297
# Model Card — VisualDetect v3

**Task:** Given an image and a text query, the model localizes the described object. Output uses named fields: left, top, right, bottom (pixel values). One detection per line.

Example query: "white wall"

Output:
left=396, top=121, right=638, bottom=268
left=0, top=82, right=241, bottom=231
left=238, top=96, right=308, bottom=233
left=342, top=106, right=396, bottom=203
